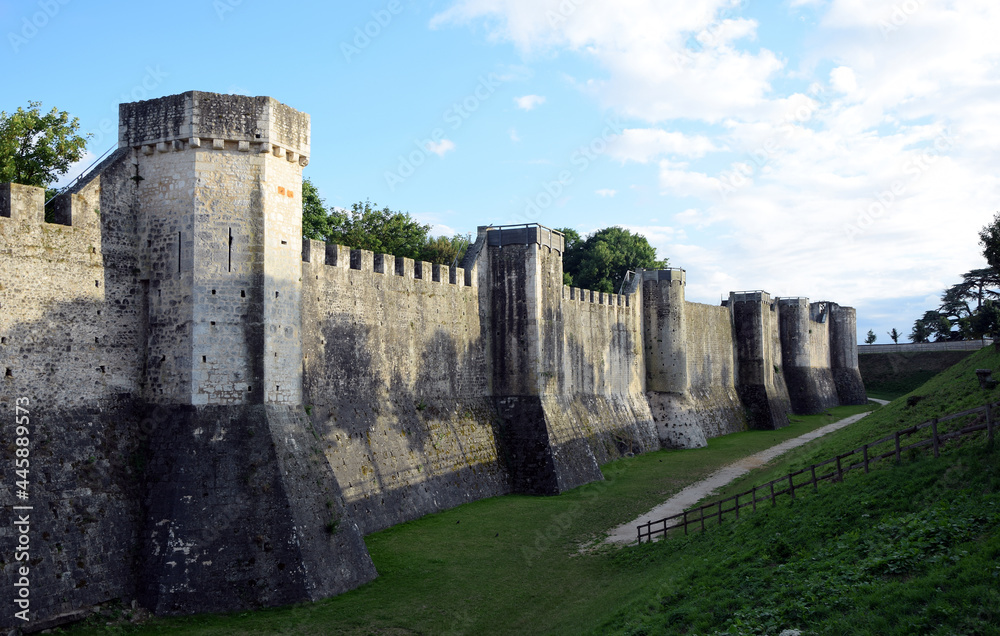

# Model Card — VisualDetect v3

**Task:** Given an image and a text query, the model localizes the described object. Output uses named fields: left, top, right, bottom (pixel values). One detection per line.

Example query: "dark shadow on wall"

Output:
left=0, top=296, right=147, bottom=631
left=306, top=319, right=509, bottom=535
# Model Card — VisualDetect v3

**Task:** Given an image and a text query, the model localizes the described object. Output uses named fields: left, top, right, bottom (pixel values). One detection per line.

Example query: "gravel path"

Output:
left=602, top=401, right=889, bottom=545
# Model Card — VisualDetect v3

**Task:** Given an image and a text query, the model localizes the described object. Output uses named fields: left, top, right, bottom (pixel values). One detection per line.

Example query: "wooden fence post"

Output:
left=932, top=418, right=940, bottom=458
left=811, top=465, right=818, bottom=492
left=683, top=510, right=688, bottom=536
left=894, top=431, right=901, bottom=464
left=863, top=444, right=870, bottom=474
left=700, top=506, right=705, bottom=532
left=836, top=455, right=843, bottom=482
left=752, top=486, right=757, bottom=512
left=718, top=500, right=723, bottom=526
left=788, top=474, right=795, bottom=499
left=770, top=481, right=776, bottom=506
left=637, top=525, right=642, bottom=545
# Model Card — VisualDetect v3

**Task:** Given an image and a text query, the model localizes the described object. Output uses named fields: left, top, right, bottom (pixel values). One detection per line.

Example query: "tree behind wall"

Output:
left=0, top=101, right=89, bottom=188
left=301, top=179, right=467, bottom=265
left=558, top=226, right=668, bottom=294
left=979, top=212, right=1000, bottom=270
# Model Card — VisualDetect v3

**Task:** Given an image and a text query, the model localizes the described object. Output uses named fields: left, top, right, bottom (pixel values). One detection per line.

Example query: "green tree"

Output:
left=865, top=330, right=877, bottom=345
left=326, top=199, right=431, bottom=260
left=887, top=328, right=900, bottom=344
left=556, top=227, right=582, bottom=285
left=979, top=212, right=1000, bottom=270
left=910, top=319, right=932, bottom=344
left=302, top=178, right=332, bottom=241
left=939, top=268, right=1000, bottom=329
left=970, top=300, right=1000, bottom=341
left=0, top=101, right=90, bottom=188
left=420, top=234, right=471, bottom=266
left=560, top=226, right=668, bottom=294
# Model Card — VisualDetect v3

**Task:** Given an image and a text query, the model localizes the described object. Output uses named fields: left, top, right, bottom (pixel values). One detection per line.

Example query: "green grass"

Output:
left=601, top=443, right=1000, bottom=635
left=62, top=348, right=1000, bottom=635
left=864, top=370, right=943, bottom=401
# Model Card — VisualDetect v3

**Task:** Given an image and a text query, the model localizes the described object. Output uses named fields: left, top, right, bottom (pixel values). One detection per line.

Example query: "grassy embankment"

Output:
left=603, top=345, right=1000, bottom=635
left=65, top=347, right=1000, bottom=634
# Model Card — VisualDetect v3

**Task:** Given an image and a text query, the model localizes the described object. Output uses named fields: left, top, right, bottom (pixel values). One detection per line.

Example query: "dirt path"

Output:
left=602, top=401, right=889, bottom=545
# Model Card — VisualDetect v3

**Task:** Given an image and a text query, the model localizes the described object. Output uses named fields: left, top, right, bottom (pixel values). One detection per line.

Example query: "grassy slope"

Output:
left=599, top=345, right=1000, bottom=635
left=63, top=408, right=872, bottom=636
left=714, top=345, right=1000, bottom=503
left=600, top=444, right=1000, bottom=635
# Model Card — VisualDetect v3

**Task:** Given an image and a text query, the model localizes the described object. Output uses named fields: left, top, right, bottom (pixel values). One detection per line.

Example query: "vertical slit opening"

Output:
left=178, top=231, right=182, bottom=273
left=228, top=227, right=233, bottom=272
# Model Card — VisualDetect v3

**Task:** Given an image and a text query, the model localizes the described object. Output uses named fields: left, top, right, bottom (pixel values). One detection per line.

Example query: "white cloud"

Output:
left=829, top=66, right=857, bottom=94
left=595, top=188, right=617, bottom=197
left=658, top=160, right=723, bottom=199
left=435, top=0, right=1000, bottom=337
left=509, top=127, right=521, bottom=142
left=433, top=1, right=784, bottom=123
left=609, top=128, right=720, bottom=163
left=514, top=94, right=546, bottom=110
left=425, top=139, right=456, bottom=157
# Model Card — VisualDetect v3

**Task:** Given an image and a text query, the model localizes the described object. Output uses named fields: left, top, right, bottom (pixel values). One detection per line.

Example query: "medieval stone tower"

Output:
left=122, top=92, right=307, bottom=406
left=114, top=93, right=377, bottom=615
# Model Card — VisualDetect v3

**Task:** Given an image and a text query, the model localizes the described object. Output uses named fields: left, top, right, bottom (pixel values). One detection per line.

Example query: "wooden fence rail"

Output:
left=636, top=401, right=997, bottom=544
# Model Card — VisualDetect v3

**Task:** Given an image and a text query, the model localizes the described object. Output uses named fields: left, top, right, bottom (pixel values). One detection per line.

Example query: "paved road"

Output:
left=602, top=400, right=889, bottom=545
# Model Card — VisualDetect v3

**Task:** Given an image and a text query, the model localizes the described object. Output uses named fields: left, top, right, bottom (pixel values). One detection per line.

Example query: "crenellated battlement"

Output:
left=0, top=182, right=100, bottom=232
left=563, top=285, right=630, bottom=307
left=301, top=238, right=476, bottom=288
left=120, top=91, right=310, bottom=165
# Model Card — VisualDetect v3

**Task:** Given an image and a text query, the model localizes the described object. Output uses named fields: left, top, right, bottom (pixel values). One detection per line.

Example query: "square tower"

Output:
left=120, top=91, right=308, bottom=406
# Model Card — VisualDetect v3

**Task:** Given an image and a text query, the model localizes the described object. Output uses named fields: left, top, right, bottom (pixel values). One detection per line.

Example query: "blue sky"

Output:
left=2, top=0, right=997, bottom=344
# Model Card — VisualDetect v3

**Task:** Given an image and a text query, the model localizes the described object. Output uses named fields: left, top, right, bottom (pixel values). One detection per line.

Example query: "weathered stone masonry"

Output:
left=0, top=91, right=866, bottom=629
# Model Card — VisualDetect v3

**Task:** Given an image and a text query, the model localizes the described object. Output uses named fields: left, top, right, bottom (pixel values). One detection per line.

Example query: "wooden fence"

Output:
left=636, top=401, right=998, bottom=544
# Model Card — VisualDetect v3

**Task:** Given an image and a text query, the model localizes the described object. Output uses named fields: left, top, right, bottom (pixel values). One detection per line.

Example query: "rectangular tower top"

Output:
left=118, top=91, right=310, bottom=159
left=481, top=224, right=565, bottom=253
